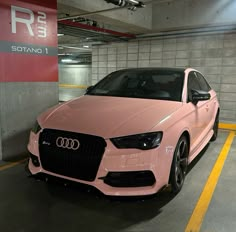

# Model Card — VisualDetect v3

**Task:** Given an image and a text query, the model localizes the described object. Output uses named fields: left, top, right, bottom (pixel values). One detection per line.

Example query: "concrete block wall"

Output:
left=92, top=33, right=236, bottom=122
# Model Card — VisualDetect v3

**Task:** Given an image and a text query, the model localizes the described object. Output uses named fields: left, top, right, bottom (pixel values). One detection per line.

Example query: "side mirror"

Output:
left=191, top=89, right=210, bottom=105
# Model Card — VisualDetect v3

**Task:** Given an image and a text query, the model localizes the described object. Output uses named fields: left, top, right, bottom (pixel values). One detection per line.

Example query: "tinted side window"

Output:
left=196, top=72, right=211, bottom=92
left=187, top=71, right=201, bottom=102
left=188, top=72, right=201, bottom=90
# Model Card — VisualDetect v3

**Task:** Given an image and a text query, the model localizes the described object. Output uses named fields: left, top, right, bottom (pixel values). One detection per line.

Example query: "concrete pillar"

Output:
left=0, top=0, right=58, bottom=160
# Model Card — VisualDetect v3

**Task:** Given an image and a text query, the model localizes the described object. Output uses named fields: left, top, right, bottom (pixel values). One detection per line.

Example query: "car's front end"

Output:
left=28, top=94, right=183, bottom=196
left=28, top=123, right=167, bottom=196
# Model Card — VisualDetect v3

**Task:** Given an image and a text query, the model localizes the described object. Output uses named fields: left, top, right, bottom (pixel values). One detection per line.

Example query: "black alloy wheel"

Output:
left=170, top=135, right=189, bottom=194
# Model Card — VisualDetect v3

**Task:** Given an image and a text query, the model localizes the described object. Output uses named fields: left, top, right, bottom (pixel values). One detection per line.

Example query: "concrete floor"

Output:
left=0, top=130, right=234, bottom=232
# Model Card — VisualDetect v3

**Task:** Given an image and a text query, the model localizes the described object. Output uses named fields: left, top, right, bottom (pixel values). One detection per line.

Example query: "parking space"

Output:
left=0, top=130, right=234, bottom=232
left=201, top=133, right=236, bottom=232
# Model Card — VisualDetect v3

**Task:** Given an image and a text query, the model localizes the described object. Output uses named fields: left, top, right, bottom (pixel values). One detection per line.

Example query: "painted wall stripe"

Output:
left=0, top=159, right=27, bottom=172
left=185, top=131, right=235, bottom=232
left=59, top=84, right=88, bottom=89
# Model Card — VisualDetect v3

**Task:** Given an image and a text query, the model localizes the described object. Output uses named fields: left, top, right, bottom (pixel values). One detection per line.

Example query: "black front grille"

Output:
left=39, top=129, right=106, bottom=182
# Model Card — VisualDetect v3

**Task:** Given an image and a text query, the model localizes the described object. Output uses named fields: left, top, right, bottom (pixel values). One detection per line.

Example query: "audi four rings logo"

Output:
left=56, top=137, right=80, bottom=150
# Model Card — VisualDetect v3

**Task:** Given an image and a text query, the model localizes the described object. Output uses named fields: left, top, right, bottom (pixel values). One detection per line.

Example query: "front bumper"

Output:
left=28, top=131, right=170, bottom=196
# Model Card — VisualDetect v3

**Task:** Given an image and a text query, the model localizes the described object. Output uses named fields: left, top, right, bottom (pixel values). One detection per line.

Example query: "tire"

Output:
left=211, top=112, right=219, bottom=142
left=170, top=135, right=189, bottom=194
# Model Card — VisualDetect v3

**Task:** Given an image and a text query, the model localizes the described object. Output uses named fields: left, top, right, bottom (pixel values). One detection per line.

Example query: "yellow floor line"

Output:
left=59, top=84, right=88, bottom=89
left=0, top=158, right=27, bottom=172
left=219, top=123, right=236, bottom=130
left=185, top=131, right=235, bottom=232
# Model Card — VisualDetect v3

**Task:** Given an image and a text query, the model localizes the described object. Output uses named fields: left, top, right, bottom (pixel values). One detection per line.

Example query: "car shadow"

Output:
left=25, top=143, right=210, bottom=232
left=28, top=174, right=176, bottom=232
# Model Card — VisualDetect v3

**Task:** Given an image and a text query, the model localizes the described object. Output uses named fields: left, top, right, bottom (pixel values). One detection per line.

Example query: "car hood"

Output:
left=39, top=95, right=182, bottom=138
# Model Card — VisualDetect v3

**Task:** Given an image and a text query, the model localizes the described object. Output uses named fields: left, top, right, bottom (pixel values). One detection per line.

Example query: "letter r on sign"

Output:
left=11, top=5, right=34, bottom=36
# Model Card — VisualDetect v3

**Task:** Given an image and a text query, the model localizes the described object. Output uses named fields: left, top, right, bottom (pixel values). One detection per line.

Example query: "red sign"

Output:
left=0, top=0, right=58, bottom=82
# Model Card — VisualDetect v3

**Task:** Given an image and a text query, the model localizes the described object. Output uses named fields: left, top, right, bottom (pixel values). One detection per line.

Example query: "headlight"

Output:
left=31, top=121, right=42, bottom=134
left=111, top=132, right=163, bottom=150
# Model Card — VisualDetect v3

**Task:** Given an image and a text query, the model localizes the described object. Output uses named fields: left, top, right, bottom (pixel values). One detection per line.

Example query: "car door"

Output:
left=186, top=71, right=211, bottom=156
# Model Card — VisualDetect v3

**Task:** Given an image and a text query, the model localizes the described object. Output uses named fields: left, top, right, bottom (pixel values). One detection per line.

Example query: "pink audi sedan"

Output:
left=28, top=68, right=219, bottom=196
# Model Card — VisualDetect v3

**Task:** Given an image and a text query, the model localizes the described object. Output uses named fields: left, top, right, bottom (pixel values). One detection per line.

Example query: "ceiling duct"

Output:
left=58, top=19, right=136, bottom=43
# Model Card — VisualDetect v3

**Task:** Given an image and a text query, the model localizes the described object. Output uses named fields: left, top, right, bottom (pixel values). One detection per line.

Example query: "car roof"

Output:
left=116, top=67, right=186, bottom=72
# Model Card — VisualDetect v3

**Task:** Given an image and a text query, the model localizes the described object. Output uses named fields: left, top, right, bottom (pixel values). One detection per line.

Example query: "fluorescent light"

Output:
left=61, top=59, right=72, bottom=63
left=60, top=45, right=91, bottom=51
left=83, top=45, right=89, bottom=48
left=127, top=0, right=139, bottom=4
left=57, top=33, right=64, bottom=36
left=58, top=53, right=73, bottom=56
left=61, top=59, right=79, bottom=64
left=61, top=58, right=80, bottom=64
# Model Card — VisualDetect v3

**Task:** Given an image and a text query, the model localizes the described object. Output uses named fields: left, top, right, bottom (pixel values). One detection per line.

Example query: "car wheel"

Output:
left=170, top=135, right=189, bottom=194
left=211, top=112, right=219, bottom=141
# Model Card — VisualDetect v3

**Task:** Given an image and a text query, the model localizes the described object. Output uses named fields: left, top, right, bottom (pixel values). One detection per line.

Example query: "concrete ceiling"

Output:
left=57, top=0, right=236, bottom=61
left=57, top=0, right=157, bottom=57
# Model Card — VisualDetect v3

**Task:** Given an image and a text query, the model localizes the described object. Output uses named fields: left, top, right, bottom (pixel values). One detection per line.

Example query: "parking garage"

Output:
left=0, top=0, right=236, bottom=231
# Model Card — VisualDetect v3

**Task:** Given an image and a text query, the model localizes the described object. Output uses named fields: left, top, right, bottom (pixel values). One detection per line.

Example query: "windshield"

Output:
left=87, top=69, right=184, bottom=101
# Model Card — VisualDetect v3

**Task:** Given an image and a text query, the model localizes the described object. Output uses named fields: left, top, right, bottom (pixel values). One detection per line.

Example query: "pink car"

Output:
left=28, top=68, right=219, bottom=196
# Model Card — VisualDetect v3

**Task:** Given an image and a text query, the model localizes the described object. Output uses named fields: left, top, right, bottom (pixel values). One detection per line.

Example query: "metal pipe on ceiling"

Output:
left=58, top=0, right=174, bottom=21
left=104, top=0, right=145, bottom=9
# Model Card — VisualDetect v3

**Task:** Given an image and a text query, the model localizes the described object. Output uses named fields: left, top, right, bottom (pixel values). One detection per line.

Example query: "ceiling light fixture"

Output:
left=61, top=58, right=79, bottom=64
left=60, top=45, right=91, bottom=51
left=61, top=58, right=73, bottom=63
